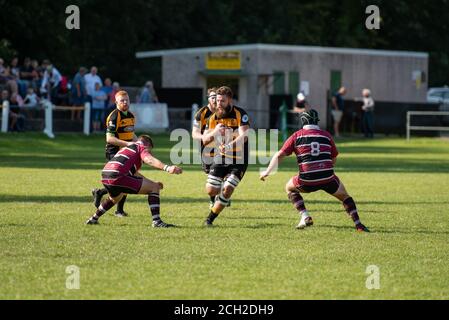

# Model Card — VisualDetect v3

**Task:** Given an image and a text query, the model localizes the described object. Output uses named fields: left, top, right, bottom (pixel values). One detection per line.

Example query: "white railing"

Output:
left=1, top=100, right=91, bottom=138
left=406, top=111, right=449, bottom=140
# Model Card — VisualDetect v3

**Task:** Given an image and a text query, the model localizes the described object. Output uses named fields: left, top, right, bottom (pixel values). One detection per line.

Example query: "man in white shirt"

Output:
left=40, top=64, right=62, bottom=103
left=84, top=66, right=103, bottom=102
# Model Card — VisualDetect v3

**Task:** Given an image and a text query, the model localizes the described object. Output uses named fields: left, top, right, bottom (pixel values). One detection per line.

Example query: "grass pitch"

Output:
left=0, top=132, right=448, bottom=299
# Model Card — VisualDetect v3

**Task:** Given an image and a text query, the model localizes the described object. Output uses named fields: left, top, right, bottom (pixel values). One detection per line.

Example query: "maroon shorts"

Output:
left=101, top=175, right=143, bottom=197
left=293, top=175, right=341, bottom=195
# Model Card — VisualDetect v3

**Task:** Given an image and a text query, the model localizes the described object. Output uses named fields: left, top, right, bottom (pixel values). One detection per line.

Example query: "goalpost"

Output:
left=406, top=110, right=449, bottom=140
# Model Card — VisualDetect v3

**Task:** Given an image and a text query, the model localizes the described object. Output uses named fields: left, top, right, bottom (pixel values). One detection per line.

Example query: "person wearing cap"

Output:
left=360, top=88, right=375, bottom=138
left=293, top=92, right=310, bottom=129
left=260, top=108, right=369, bottom=232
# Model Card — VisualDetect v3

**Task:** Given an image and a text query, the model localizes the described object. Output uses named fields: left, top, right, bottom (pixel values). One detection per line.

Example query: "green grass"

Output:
left=0, top=132, right=448, bottom=299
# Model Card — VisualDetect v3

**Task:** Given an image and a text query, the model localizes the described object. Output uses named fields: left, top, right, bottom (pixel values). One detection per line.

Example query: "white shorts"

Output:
left=331, top=110, right=343, bottom=122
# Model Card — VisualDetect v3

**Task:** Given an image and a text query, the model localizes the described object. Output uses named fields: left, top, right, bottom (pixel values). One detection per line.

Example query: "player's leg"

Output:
left=202, top=162, right=217, bottom=208
left=92, top=152, right=115, bottom=209
left=86, top=190, right=124, bottom=224
left=285, top=176, right=313, bottom=229
left=205, top=165, right=246, bottom=227
left=138, top=176, right=174, bottom=228
left=328, top=177, right=369, bottom=232
left=115, top=195, right=128, bottom=217
left=204, top=166, right=225, bottom=226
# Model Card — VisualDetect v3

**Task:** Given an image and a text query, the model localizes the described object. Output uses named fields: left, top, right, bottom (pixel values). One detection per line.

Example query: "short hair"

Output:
left=216, top=86, right=233, bottom=98
left=207, top=87, right=218, bottom=96
left=115, top=90, right=128, bottom=99
left=138, top=135, right=154, bottom=148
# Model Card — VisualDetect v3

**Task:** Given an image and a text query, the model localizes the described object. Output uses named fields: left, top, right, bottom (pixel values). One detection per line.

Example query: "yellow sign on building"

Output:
left=206, top=51, right=241, bottom=70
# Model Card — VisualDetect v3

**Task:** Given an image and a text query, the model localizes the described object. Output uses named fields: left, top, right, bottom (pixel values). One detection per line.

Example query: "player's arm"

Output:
left=260, top=150, right=288, bottom=181
left=332, top=96, right=338, bottom=110
left=192, top=126, right=203, bottom=140
left=202, top=124, right=225, bottom=145
left=219, top=124, right=249, bottom=154
left=142, top=153, right=182, bottom=174
left=106, top=133, right=134, bottom=147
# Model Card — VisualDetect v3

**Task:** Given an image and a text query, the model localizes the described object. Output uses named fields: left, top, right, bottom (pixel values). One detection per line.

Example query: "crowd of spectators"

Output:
left=0, top=57, right=126, bottom=132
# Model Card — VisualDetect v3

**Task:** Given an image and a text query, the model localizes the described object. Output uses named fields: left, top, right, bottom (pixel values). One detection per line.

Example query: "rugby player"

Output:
left=86, top=135, right=182, bottom=227
left=92, top=90, right=137, bottom=217
left=192, top=87, right=218, bottom=207
left=260, top=109, right=369, bottom=232
left=202, top=86, right=250, bottom=226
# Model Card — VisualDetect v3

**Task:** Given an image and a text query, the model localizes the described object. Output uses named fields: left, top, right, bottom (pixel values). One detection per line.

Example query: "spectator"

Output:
left=40, top=64, right=62, bottom=104
left=360, top=88, right=375, bottom=138
left=20, top=57, right=34, bottom=89
left=91, top=82, right=107, bottom=132
left=71, top=66, right=88, bottom=120
left=331, top=86, right=347, bottom=138
left=137, top=81, right=158, bottom=103
left=106, top=81, right=120, bottom=114
left=292, top=92, right=310, bottom=129
left=10, top=57, right=28, bottom=97
left=0, top=58, right=19, bottom=95
left=30, top=59, right=41, bottom=89
left=24, top=87, right=39, bottom=107
left=101, top=78, right=113, bottom=108
left=8, top=91, right=26, bottom=132
left=84, top=66, right=103, bottom=103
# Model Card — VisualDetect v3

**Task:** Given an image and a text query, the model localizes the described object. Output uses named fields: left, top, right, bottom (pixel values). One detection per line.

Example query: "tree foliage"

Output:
left=0, top=0, right=447, bottom=86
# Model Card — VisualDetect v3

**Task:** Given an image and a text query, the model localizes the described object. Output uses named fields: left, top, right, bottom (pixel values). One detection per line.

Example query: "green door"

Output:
left=273, top=71, right=285, bottom=95
left=330, top=70, right=342, bottom=95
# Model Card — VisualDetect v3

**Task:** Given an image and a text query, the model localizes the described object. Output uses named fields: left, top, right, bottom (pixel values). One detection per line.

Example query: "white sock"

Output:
left=300, top=210, right=309, bottom=218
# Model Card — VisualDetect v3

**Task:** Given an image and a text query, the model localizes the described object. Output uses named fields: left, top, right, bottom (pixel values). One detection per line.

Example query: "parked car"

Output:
left=427, top=87, right=449, bottom=104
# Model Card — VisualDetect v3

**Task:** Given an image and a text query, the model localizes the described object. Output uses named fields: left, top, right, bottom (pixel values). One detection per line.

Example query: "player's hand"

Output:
left=157, top=182, right=164, bottom=190
left=259, top=170, right=269, bottom=181
left=168, top=165, right=182, bottom=174
left=214, top=123, right=225, bottom=132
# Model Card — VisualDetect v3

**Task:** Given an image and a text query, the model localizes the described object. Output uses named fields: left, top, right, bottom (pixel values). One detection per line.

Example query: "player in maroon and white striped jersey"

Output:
left=260, top=109, right=369, bottom=232
left=86, top=135, right=183, bottom=228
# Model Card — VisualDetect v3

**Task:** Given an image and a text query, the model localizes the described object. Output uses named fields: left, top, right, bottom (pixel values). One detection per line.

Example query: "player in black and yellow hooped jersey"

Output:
left=192, top=87, right=218, bottom=207
left=192, top=87, right=217, bottom=174
left=91, top=90, right=137, bottom=217
left=202, top=86, right=250, bottom=226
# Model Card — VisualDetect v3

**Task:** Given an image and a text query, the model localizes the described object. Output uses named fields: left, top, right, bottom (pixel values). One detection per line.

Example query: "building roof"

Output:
left=136, top=43, right=428, bottom=59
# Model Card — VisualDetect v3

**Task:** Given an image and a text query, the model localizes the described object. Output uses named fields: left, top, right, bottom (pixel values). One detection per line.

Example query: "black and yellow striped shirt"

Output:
left=105, top=108, right=135, bottom=155
left=206, top=105, right=250, bottom=163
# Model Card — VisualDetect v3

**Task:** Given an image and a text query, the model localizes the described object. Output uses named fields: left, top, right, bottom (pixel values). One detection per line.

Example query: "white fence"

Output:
left=406, top=111, right=449, bottom=140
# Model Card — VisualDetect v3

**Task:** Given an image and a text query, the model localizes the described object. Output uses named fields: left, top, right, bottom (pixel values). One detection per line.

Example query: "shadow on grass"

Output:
left=318, top=224, right=449, bottom=235
left=2, top=154, right=449, bottom=173
left=1, top=194, right=448, bottom=207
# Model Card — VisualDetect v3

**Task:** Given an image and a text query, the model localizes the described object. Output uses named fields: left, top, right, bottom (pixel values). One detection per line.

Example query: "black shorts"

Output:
left=209, top=163, right=248, bottom=180
left=202, top=162, right=211, bottom=174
